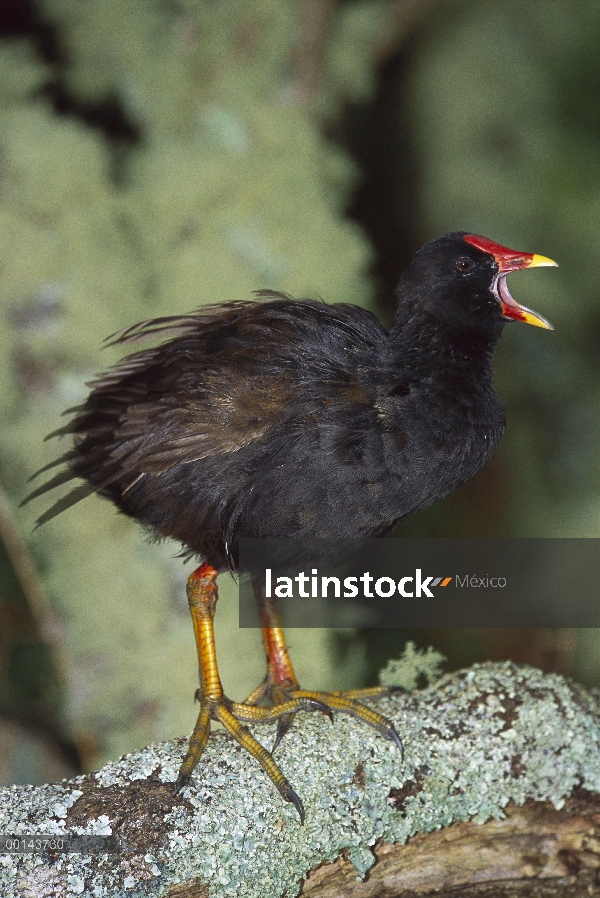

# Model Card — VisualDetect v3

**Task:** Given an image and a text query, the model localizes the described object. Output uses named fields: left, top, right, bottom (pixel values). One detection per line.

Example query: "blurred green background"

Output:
left=0, top=0, right=599, bottom=786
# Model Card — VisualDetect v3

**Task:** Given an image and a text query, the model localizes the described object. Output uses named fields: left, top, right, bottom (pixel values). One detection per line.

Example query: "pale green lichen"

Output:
left=379, top=640, right=446, bottom=690
left=1, top=662, right=600, bottom=897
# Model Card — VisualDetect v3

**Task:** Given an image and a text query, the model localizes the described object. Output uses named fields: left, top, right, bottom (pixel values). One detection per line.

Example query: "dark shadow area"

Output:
left=337, top=38, right=425, bottom=327
left=0, top=0, right=141, bottom=157
left=0, top=515, right=82, bottom=782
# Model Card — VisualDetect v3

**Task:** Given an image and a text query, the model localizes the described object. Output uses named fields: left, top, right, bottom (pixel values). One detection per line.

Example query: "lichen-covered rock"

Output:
left=1, top=662, right=599, bottom=897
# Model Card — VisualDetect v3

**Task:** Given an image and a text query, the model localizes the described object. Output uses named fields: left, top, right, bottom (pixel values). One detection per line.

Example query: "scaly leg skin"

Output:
left=250, top=583, right=404, bottom=755
left=173, top=563, right=331, bottom=823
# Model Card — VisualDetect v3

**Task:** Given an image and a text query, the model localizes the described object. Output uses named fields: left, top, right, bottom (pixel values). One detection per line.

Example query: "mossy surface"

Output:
left=1, top=662, right=599, bottom=897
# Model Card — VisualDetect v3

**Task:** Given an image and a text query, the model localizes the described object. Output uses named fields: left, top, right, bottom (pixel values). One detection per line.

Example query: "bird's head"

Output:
left=398, top=232, right=557, bottom=335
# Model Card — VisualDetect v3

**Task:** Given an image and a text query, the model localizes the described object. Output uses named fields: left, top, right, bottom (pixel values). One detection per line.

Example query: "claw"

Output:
left=308, top=698, right=334, bottom=723
left=387, top=725, right=404, bottom=759
left=272, top=698, right=335, bottom=752
left=282, top=784, right=305, bottom=824
left=173, top=772, right=189, bottom=795
left=272, top=714, right=294, bottom=752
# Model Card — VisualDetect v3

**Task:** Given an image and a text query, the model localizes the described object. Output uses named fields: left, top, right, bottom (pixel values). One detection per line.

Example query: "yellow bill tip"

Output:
left=527, top=253, right=559, bottom=269
left=520, top=309, right=554, bottom=330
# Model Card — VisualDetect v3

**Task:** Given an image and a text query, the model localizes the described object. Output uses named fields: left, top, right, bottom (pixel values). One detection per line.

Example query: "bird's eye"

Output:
left=456, top=257, right=473, bottom=272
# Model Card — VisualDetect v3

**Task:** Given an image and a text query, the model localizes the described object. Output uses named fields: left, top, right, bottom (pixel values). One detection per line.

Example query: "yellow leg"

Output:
left=248, top=579, right=404, bottom=756
left=174, top=563, right=330, bottom=822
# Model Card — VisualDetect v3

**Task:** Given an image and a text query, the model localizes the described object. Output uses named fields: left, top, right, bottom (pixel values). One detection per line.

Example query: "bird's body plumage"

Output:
left=36, top=284, right=505, bottom=568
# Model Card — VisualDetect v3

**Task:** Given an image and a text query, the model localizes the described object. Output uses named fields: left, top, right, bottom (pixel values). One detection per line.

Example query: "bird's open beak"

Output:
left=464, top=234, right=557, bottom=330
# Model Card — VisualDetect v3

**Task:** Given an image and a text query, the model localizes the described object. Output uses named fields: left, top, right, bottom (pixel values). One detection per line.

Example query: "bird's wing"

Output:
left=25, top=295, right=387, bottom=522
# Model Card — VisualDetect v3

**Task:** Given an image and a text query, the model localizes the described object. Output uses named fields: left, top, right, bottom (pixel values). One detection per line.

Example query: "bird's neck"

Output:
left=388, top=308, right=502, bottom=386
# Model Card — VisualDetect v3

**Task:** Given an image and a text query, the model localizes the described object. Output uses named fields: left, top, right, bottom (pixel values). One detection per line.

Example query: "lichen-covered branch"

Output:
left=302, top=797, right=600, bottom=897
left=2, top=662, right=600, bottom=898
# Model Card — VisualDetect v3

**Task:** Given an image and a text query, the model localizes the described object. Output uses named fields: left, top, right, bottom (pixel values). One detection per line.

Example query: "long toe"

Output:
left=291, top=688, right=405, bottom=757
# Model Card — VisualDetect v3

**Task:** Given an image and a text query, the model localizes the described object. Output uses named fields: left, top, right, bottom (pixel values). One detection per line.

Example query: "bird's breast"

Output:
left=377, top=382, right=506, bottom=516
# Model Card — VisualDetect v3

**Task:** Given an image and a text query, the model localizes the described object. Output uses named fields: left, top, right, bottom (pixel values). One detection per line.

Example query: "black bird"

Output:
left=26, top=232, right=556, bottom=821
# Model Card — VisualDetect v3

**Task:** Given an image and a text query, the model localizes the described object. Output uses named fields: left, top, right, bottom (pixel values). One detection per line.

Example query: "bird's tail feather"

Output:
left=32, top=483, right=96, bottom=528
left=27, top=451, right=77, bottom=482
left=21, top=468, right=78, bottom=506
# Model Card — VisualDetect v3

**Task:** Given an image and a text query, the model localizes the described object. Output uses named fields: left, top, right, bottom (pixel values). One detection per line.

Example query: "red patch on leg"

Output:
left=191, top=561, right=218, bottom=583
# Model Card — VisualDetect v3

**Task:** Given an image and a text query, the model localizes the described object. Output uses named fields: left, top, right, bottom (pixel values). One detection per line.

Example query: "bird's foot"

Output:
left=242, top=675, right=403, bottom=756
left=274, top=687, right=404, bottom=756
left=174, top=687, right=331, bottom=823
left=250, top=587, right=404, bottom=756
